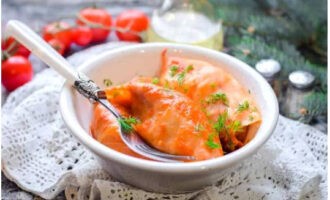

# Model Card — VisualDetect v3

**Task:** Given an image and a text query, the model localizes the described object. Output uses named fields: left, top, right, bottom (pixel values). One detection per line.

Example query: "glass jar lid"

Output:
left=288, top=70, right=315, bottom=89
left=255, top=59, right=281, bottom=78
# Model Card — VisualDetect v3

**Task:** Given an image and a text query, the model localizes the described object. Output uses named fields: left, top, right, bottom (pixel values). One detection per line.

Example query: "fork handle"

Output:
left=5, top=20, right=78, bottom=85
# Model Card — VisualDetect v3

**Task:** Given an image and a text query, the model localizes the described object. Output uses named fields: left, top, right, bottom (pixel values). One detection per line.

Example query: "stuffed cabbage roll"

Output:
left=159, top=50, right=261, bottom=152
left=91, top=78, right=223, bottom=161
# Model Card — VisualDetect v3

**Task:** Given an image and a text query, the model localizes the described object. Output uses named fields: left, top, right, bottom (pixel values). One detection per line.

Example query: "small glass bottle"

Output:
left=146, top=0, right=223, bottom=50
left=255, top=59, right=282, bottom=97
left=281, top=70, right=315, bottom=119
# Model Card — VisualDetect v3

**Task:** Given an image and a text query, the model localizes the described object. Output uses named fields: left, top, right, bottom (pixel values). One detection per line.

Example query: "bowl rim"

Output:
left=60, top=43, right=279, bottom=173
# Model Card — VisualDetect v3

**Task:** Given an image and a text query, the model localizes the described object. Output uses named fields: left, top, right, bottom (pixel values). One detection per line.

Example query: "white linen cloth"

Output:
left=1, top=43, right=327, bottom=200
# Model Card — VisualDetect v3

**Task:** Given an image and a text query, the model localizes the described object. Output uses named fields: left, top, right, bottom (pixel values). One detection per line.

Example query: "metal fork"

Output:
left=6, top=20, right=195, bottom=162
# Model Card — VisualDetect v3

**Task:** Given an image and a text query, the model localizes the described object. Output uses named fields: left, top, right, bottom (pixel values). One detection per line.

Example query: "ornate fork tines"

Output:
left=122, top=131, right=196, bottom=162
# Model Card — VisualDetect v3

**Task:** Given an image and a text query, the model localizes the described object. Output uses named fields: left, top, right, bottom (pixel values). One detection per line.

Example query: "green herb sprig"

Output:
left=229, top=120, right=243, bottom=132
left=118, top=117, right=139, bottom=133
left=172, top=64, right=194, bottom=86
left=206, top=133, right=221, bottom=149
left=194, top=123, right=205, bottom=132
left=237, top=100, right=250, bottom=112
left=214, top=111, right=243, bottom=132
left=169, top=66, right=179, bottom=77
left=177, top=72, right=185, bottom=85
left=213, top=111, right=228, bottom=132
left=152, top=77, right=159, bottom=85
left=205, top=92, right=229, bottom=106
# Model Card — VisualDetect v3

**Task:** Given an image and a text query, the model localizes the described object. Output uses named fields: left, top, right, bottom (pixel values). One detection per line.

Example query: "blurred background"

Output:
left=1, top=0, right=327, bottom=197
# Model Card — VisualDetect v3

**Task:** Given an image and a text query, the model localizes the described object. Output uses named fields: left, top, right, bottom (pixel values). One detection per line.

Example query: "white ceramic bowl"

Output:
left=60, top=43, right=278, bottom=193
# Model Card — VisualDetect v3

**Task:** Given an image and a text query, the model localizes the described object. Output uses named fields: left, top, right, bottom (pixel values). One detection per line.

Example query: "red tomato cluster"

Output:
left=2, top=8, right=149, bottom=92
left=76, top=7, right=112, bottom=43
left=42, top=8, right=149, bottom=55
left=2, top=37, right=31, bottom=57
left=43, top=21, right=72, bottom=52
left=115, top=10, right=149, bottom=42
left=2, top=37, right=33, bottom=92
left=2, top=55, right=33, bottom=92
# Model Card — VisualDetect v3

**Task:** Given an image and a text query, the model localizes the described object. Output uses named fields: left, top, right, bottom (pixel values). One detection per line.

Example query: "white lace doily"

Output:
left=1, top=43, right=327, bottom=200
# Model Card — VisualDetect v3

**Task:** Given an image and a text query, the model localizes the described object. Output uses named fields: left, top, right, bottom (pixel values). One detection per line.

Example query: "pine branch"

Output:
left=226, top=34, right=327, bottom=91
left=216, top=3, right=307, bottom=43
left=300, top=92, right=327, bottom=123
left=275, top=0, right=327, bottom=31
left=214, top=0, right=327, bottom=57
left=210, top=0, right=260, bottom=9
left=277, top=0, right=327, bottom=57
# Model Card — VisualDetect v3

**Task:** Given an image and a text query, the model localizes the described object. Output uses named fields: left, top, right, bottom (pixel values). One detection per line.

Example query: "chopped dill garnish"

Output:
left=194, top=123, right=205, bottom=132
left=164, top=80, right=170, bottom=89
left=200, top=106, right=210, bottom=117
left=169, top=65, right=179, bottom=77
left=186, top=64, right=194, bottom=72
left=118, top=117, right=139, bottom=133
left=206, top=133, right=221, bottom=149
left=103, top=79, right=113, bottom=87
left=152, top=77, right=159, bottom=84
left=205, top=92, right=229, bottom=106
left=248, top=115, right=254, bottom=121
left=210, top=83, right=217, bottom=89
left=177, top=72, right=185, bottom=85
left=174, top=65, right=194, bottom=86
left=213, top=111, right=228, bottom=132
left=229, top=120, right=243, bottom=132
left=237, top=100, right=250, bottom=112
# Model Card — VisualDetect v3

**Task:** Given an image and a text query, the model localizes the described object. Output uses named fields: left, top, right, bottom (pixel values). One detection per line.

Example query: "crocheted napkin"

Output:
left=1, top=43, right=327, bottom=200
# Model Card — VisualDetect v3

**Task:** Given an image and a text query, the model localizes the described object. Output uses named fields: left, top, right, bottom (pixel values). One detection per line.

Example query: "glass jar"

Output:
left=146, top=0, right=223, bottom=50
left=281, top=70, right=315, bottom=120
left=255, top=59, right=282, bottom=98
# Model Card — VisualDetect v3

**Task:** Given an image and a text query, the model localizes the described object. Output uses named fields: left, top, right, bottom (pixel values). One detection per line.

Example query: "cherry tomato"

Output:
left=2, top=55, right=33, bottom=92
left=2, top=37, right=31, bottom=58
left=47, top=39, right=66, bottom=55
left=72, top=26, right=93, bottom=46
left=42, top=21, right=72, bottom=51
left=77, top=7, right=112, bottom=42
left=115, top=10, right=149, bottom=42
